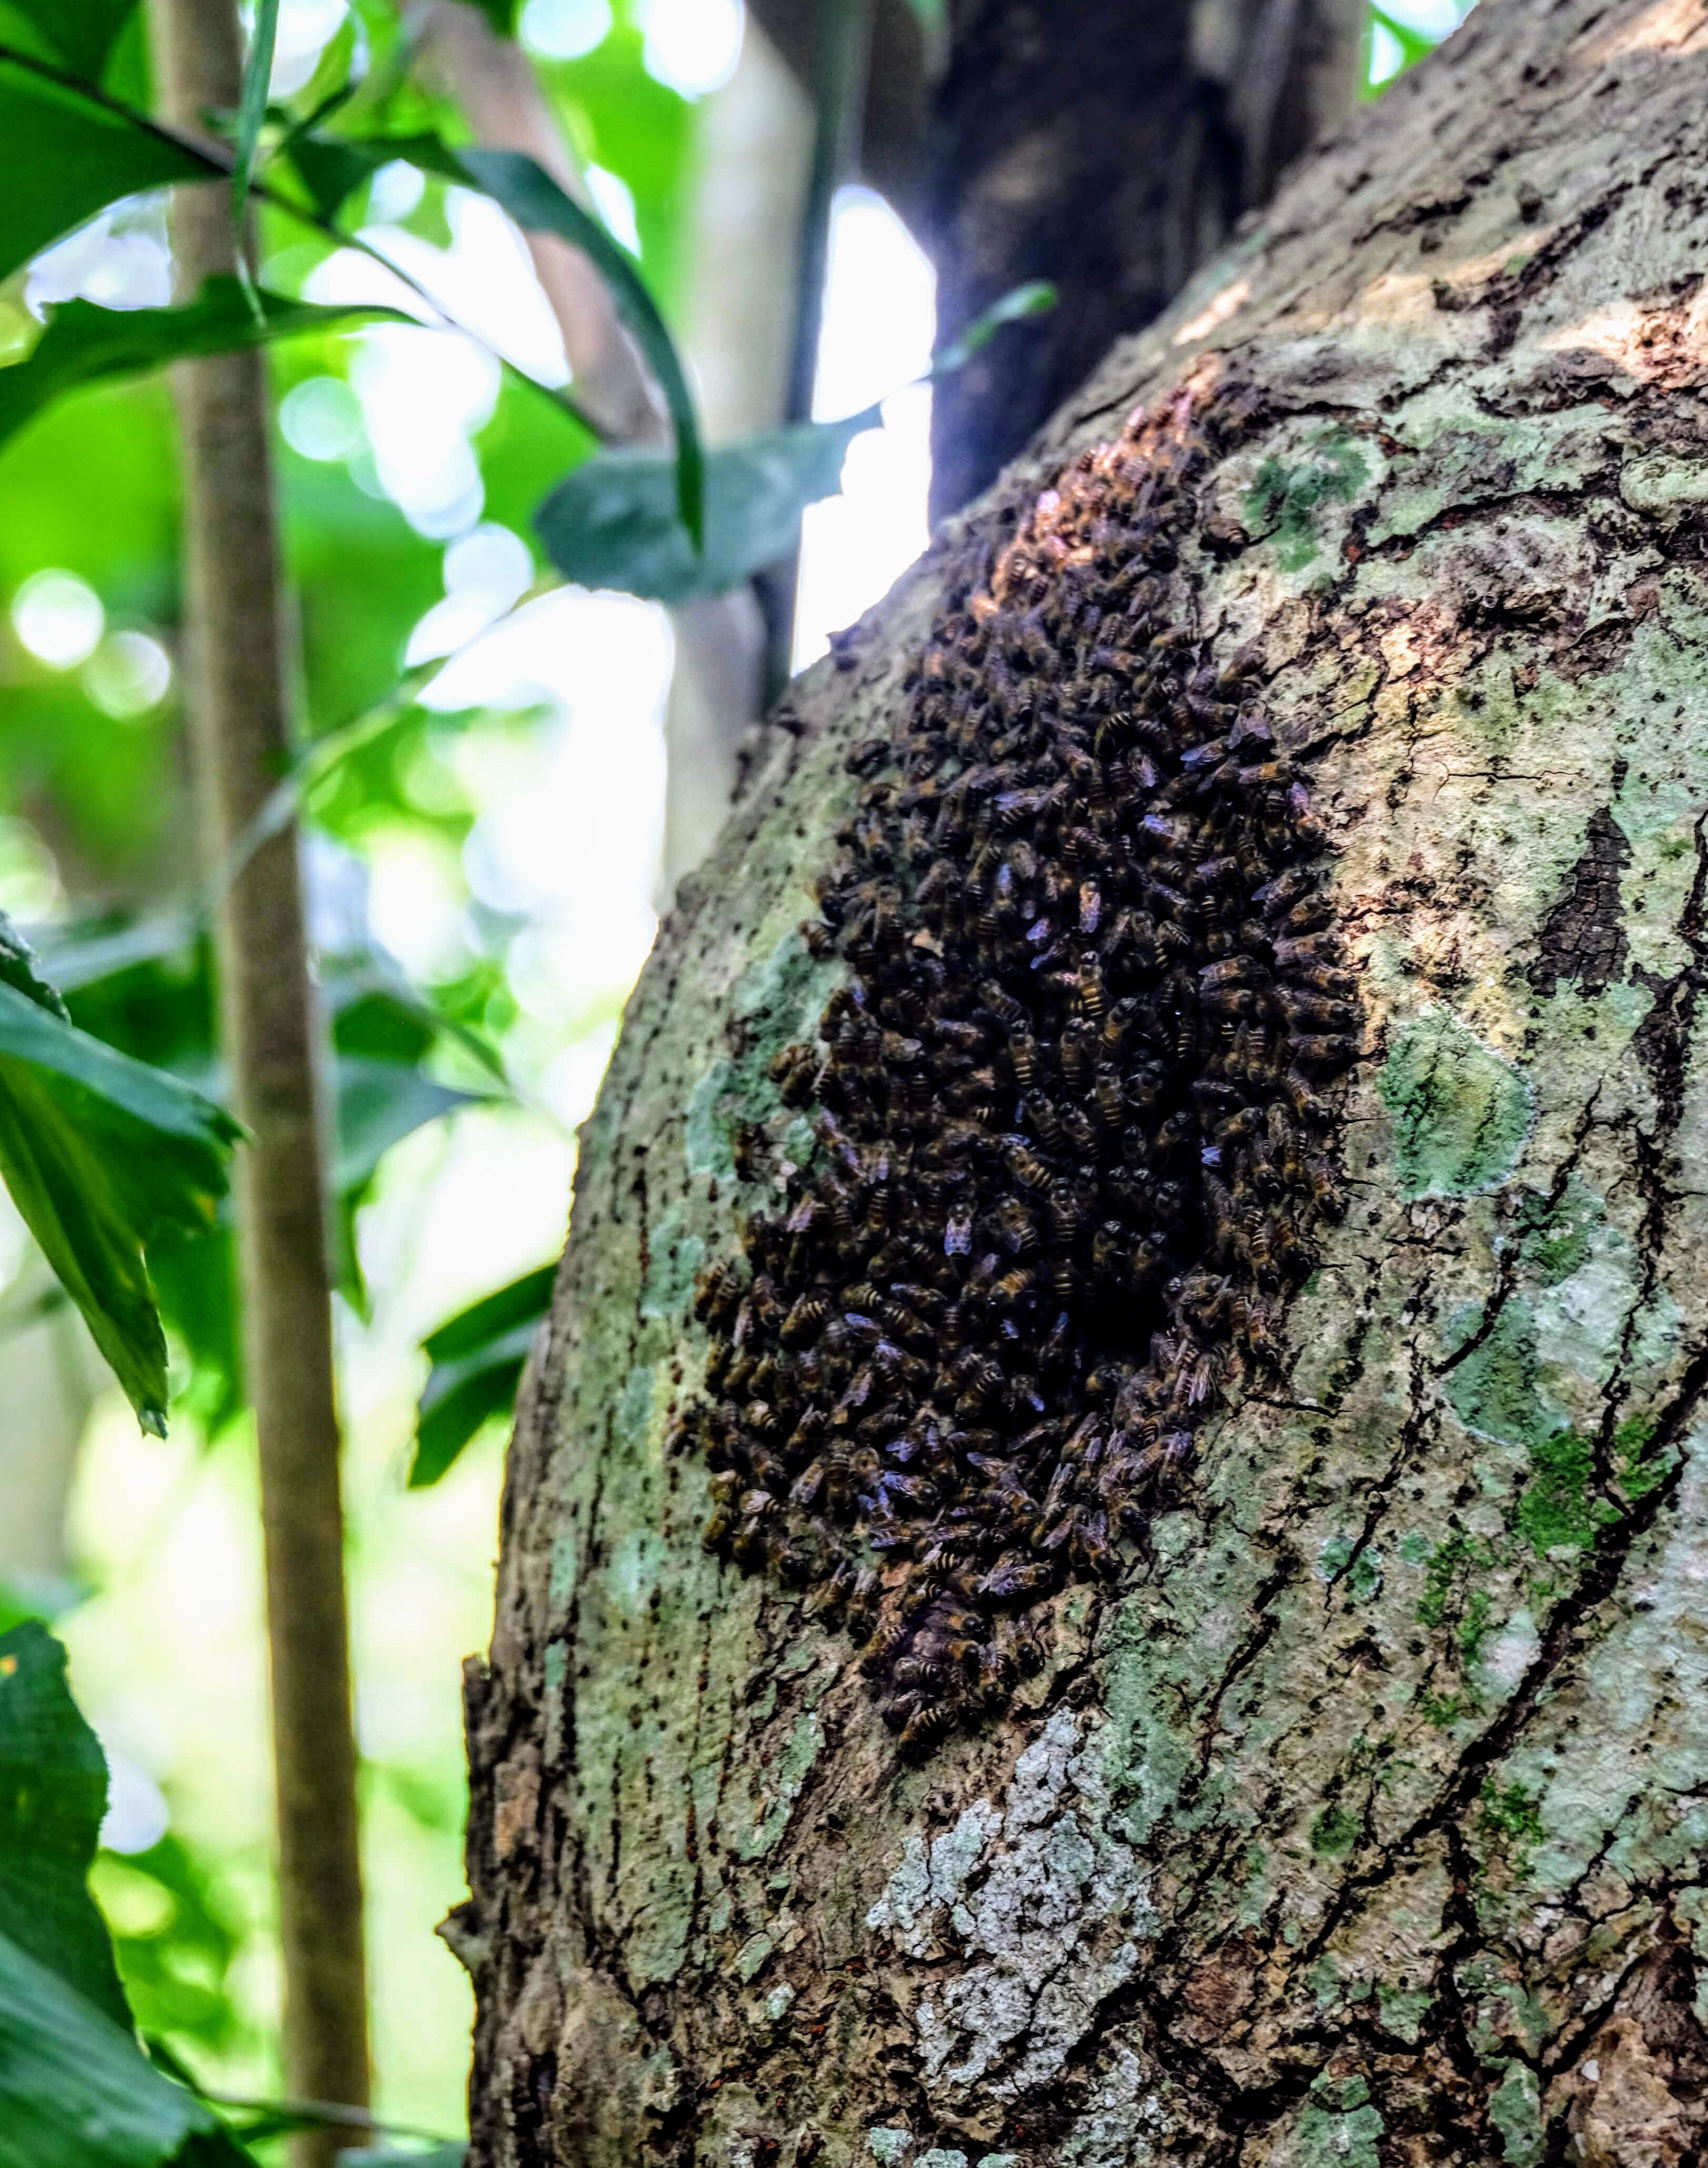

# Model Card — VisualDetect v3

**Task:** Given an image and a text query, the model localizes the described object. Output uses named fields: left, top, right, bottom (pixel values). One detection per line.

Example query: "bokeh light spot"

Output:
left=13, top=569, right=105, bottom=668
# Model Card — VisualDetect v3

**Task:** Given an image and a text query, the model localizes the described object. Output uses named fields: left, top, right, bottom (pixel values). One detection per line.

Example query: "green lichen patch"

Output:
left=1487, top=2062, right=1544, bottom=2168
left=1513, top=1179, right=1598, bottom=1287
left=1376, top=1983, right=1432, bottom=2043
left=1441, top=1300, right=1564, bottom=1451
left=1318, top=1533, right=1382, bottom=1600
left=684, top=930, right=845, bottom=1183
left=1379, top=1009, right=1533, bottom=1198
left=1479, top=1780, right=1545, bottom=1881
left=1310, top=1803, right=1361, bottom=1859
left=1415, top=1530, right=1497, bottom=1644
left=685, top=1057, right=738, bottom=1179
left=1294, top=2074, right=1384, bottom=2168
left=740, top=1710, right=824, bottom=1859
left=640, top=1207, right=706, bottom=1321
left=1615, top=1411, right=1671, bottom=1500
left=1243, top=427, right=1372, bottom=572
left=1515, top=1428, right=1617, bottom=1555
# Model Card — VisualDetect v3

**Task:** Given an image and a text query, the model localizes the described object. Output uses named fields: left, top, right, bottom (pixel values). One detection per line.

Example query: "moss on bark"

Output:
left=459, top=5, right=1708, bottom=2161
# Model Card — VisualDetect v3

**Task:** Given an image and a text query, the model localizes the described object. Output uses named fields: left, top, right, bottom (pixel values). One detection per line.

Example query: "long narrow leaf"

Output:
left=930, top=278, right=1058, bottom=377
left=284, top=128, right=466, bottom=221
left=455, top=147, right=704, bottom=545
left=0, top=280, right=413, bottom=454
left=230, top=0, right=281, bottom=242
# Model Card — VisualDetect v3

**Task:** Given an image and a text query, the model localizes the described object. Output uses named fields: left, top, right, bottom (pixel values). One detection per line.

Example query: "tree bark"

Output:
left=148, top=3, right=369, bottom=2156
left=927, top=0, right=1365, bottom=520
left=457, top=2, right=1708, bottom=2162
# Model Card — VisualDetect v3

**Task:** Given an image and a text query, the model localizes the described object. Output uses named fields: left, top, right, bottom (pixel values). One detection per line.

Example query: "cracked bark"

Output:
left=457, top=3, right=1708, bottom=2162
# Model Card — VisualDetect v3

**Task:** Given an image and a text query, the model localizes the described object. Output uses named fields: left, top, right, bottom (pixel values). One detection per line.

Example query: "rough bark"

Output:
left=458, top=2, right=1708, bottom=2162
left=926, top=0, right=1364, bottom=519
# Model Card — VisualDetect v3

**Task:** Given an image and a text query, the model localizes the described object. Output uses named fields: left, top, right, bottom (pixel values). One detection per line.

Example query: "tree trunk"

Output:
left=455, top=3, right=1708, bottom=2161
left=926, top=0, right=1364, bottom=519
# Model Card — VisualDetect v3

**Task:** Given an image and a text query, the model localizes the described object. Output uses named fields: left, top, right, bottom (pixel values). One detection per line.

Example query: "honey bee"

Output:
left=695, top=1258, right=746, bottom=1328
left=900, top=1701, right=956, bottom=1758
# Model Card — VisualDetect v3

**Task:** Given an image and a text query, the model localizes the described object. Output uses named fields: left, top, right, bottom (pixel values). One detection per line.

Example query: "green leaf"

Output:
left=0, top=0, right=137, bottom=81
left=1364, top=5, right=1442, bottom=94
left=409, top=1264, right=554, bottom=1487
left=930, top=278, right=1058, bottom=377
left=0, top=971, right=242, bottom=1434
left=284, top=130, right=468, bottom=222
left=231, top=0, right=280, bottom=238
left=534, top=406, right=879, bottom=603
left=148, top=1218, right=242, bottom=1436
left=0, top=1929, right=249, bottom=2168
left=330, top=1056, right=477, bottom=1313
left=0, top=59, right=212, bottom=285
left=0, top=281, right=412, bottom=455
left=454, top=148, right=704, bottom=542
left=0, top=1627, right=254, bottom=2167
left=333, top=1059, right=473, bottom=1201
left=0, top=1622, right=127, bottom=2026
left=95, top=1836, right=243, bottom=2059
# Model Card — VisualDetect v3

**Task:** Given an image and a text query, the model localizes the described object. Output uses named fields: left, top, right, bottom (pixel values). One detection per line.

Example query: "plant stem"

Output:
left=146, top=3, right=370, bottom=2160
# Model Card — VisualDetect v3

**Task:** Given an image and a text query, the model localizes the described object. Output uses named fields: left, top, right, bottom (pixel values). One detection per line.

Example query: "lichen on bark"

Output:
left=458, top=4, right=1708, bottom=2162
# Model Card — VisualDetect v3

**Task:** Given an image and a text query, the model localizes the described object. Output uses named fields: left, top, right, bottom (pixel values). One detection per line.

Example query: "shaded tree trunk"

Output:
left=454, top=3, right=1708, bottom=2163
left=746, top=0, right=1364, bottom=520
left=926, top=0, right=1364, bottom=518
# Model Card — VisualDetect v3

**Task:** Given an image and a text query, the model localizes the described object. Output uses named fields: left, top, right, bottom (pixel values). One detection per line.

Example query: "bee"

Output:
left=1308, top=1157, right=1349, bottom=1218
left=1009, top=1146, right=1056, bottom=1196
left=1022, top=1095, right=1063, bottom=1154
left=993, top=1267, right=1039, bottom=1307
left=1280, top=991, right=1357, bottom=1030
left=900, top=1701, right=956, bottom=1758
left=695, top=1258, right=746, bottom=1328
left=859, top=1618, right=909, bottom=1677
left=781, top=1294, right=830, bottom=1346
left=1292, top=1032, right=1360, bottom=1073
left=880, top=1690, right=921, bottom=1733
left=979, top=1555, right=1056, bottom=1602
left=891, top=1653, right=944, bottom=1692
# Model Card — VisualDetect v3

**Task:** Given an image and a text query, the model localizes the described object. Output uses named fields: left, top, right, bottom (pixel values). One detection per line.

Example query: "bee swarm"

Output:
left=687, top=379, right=1360, bottom=1759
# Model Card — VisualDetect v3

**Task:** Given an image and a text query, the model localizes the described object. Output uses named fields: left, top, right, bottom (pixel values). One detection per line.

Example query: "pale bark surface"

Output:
left=456, top=4, right=1708, bottom=2161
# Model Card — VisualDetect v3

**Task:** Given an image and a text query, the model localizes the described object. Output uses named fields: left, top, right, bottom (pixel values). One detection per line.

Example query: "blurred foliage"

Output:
left=92, top=1838, right=248, bottom=2066
left=0, top=0, right=711, bottom=2128
left=0, top=1621, right=252, bottom=2166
